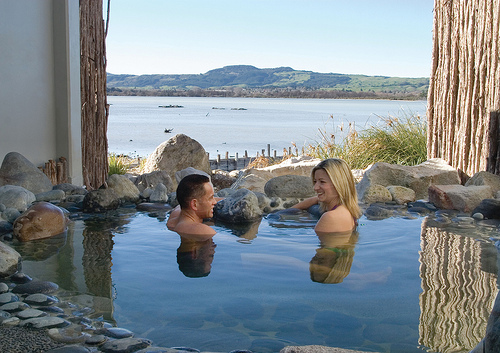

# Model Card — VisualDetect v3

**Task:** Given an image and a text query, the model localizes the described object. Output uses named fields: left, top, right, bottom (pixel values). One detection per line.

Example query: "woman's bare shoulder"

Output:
left=315, top=205, right=354, bottom=233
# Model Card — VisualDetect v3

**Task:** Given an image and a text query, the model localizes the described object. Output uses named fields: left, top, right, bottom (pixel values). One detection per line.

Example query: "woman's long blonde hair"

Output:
left=311, top=158, right=362, bottom=219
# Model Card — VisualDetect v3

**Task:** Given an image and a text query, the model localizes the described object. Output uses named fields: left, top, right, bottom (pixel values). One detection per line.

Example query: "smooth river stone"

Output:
left=99, top=337, right=152, bottom=353
left=12, top=280, right=59, bottom=294
left=0, top=301, right=30, bottom=312
left=16, top=308, right=47, bottom=319
left=0, top=292, right=19, bottom=304
left=21, top=316, right=70, bottom=329
left=24, top=293, right=59, bottom=306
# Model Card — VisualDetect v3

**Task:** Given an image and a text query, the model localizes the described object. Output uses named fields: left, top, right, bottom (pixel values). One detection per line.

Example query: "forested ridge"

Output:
left=107, top=65, right=429, bottom=100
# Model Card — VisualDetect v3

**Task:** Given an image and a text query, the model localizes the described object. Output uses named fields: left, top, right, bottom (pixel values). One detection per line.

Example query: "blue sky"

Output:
left=105, top=0, right=434, bottom=78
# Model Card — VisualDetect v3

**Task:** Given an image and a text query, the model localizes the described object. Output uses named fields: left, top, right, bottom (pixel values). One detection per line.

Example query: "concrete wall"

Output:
left=0, top=0, right=83, bottom=185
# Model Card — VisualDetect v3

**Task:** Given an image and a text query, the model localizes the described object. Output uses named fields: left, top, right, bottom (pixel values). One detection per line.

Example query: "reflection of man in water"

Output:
left=167, top=174, right=219, bottom=237
left=177, top=237, right=216, bottom=278
left=309, top=231, right=358, bottom=284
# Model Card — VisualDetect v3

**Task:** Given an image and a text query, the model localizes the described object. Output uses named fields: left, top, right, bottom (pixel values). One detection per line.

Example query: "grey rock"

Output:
left=0, top=282, right=8, bottom=293
left=216, top=188, right=237, bottom=198
left=100, top=337, right=152, bottom=353
left=149, top=183, right=168, bottom=203
left=214, top=188, right=263, bottom=223
left=36, top=189, right=66, bottom=202
left=0, top=152, right=53, bottom=194
left=16, top=308, right=47, bottom=319
left=24, top=293, right=59, bottom=306
left=12, top=280, right=59, bottom=294
left=0, top=310, right=11, bottom=322
left=465, top=171, right=500, bottom=195
left=0, top=241, right=20, bottom=277
left=386, top=185, right=416, bottom=205
left=96, top=327, right=134, bottom=339
left=53, top=183, right=88, bottom=196
left=107, top=174, right=140, bottom=203
left=21, top=316, right=70, bottom=329
left=83, top=189, right=121, bottom=213
left=48, top=327, right=91, bottom=344
left=0, top=301, right=30, bottom=312
left=356, top=158, right=460, bottom=200
left=264, top=175, right=315, bottom=198
left=10, top=271, right=32, bottom=283
left=85, top=334, right=108, bottom=345
left=143, top=134, right=211, bottom=187
left=364, top=204, right=394, bottom=220
left=472, top=199, right=500, bottom=220
left=45, top=345, right=91, bottom=353
left=134, top=170, right=174, bottom=193
left=359, top=184, right=392, bottom=205
left=0, top=292, right=18, bottom=304
left=2, top=207, right=21, bottom=223
left=428, top=184, right=493, bottom=213
left=0, top=185, right=36, bottom=212
left=65, top=195, right=85, bottom=203
left=0, top=220, right=13, bottom=234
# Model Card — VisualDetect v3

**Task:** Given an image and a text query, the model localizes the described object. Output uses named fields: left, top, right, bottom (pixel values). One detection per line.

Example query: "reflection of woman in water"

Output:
left=176, top=237, right=216, bottom=278
left=309, top=230, right=358, bottom=284
left=292, top=158, right=361, bottom=234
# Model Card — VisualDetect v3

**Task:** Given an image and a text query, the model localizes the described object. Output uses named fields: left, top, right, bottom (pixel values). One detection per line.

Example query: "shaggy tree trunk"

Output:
left=80, top=0, right=109, bottom=190
left=427, top=0, right=500, bottom=178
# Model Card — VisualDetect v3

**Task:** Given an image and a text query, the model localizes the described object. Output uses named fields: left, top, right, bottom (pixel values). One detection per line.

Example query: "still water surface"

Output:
left=107, top=97, right=427, bottom=158
left=13, top=209, right=500, bottom=353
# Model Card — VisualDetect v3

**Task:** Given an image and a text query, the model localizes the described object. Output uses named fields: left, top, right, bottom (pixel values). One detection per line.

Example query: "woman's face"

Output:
left=313, top=169, right=339, bottom=205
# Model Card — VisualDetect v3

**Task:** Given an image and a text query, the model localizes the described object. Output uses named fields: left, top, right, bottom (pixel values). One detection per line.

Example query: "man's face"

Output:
left=196, top=182, right=217, bottom=219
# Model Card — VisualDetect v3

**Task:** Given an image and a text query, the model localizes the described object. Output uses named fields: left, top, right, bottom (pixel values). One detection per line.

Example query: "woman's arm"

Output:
left=291, top=196, right=319, bottom=210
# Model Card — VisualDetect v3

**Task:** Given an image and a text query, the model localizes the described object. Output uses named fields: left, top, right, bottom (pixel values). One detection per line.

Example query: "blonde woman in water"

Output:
left=292, top=158, right=361, bottom=233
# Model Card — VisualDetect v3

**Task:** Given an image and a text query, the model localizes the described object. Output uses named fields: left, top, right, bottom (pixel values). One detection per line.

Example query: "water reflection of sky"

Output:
left=13, top=210, right=499, bottom=353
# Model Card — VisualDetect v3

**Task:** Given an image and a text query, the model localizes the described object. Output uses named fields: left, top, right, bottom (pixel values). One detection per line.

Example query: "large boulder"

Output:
left=106, top=174, right=140, bottom=203
left=231, top=173, right=270, bottom=193
left=13, top=202, right=69, bottom=242
left=428, top=184, right=493, bottom=212
left=214, top=188, right=263, bottom=223
left=465, top=171, right=500, bottom=195
left=0, top=152, right=53, bottom=194
left=356, top=158, right=460, bottom=200
left=0, top=185, right=36, bottom=212
left=360, top=184, right=393, bottom=204
left=264, top=175, right=315, bottom=199
left=133, top=170, right=174, bottom=193
left=142, top=134, right=210, bottom=186
left=0, top=242, right=20, bottom=277
left=386, top=185, right=416, bottom=205
left=83, top=189, right=121, bottom=213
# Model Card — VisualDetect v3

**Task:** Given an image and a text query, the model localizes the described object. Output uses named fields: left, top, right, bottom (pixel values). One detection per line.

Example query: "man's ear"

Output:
left=189, top=198, right=198, bottom=210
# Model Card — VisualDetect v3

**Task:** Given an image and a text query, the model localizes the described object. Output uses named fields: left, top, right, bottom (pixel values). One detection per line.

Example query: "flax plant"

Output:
left=108, top=153, right=131, bottom=175
left=305, top=113, right=427, bottom=170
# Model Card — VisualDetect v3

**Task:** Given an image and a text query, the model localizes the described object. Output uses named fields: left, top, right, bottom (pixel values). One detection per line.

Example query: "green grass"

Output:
left=305, top=113, right=427, bottom=170
left=108, top=153, right=131, bottom=175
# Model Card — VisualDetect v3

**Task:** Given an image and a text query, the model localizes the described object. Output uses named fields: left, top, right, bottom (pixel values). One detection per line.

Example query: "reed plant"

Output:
left=108, top=153, right=131, bottom=175
left=305, top=113, right=427, bottom=170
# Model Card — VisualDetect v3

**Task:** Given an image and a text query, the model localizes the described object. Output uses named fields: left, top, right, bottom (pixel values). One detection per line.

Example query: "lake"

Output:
left=107, top=97, right=427, bottom=159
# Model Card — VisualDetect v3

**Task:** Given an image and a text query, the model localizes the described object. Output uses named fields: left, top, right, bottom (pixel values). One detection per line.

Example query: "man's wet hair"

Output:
left=176, top=174, right=211, bottom=209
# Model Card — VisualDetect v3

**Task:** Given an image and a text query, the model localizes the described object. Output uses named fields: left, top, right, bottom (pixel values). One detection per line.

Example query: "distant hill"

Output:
left=107, top=65, right=429, bottom=100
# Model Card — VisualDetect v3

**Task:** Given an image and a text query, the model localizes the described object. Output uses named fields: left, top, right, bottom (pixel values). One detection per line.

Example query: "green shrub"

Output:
left=305, top=113, right=427, bottom=170
left=108, top=153, right=131, bottom=175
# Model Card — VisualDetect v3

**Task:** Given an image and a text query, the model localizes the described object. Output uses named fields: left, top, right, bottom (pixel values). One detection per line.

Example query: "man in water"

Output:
left=167, top=174, right=219, bottom=237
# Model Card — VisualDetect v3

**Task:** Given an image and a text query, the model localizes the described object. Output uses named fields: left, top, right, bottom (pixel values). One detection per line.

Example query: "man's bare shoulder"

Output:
left=175, top=221, right=216, bottom=238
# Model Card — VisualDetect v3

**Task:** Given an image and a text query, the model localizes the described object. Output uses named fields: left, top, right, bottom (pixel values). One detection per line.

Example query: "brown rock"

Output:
left=13, top=202, right=69, bottom=242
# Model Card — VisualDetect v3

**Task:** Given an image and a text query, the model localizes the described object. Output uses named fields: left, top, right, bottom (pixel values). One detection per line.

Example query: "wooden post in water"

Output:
left=273, top=150, right=277, bottom=158
left=267, top=144, right=271, bottom=157
left=244, top=150, right=248, bottom=158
